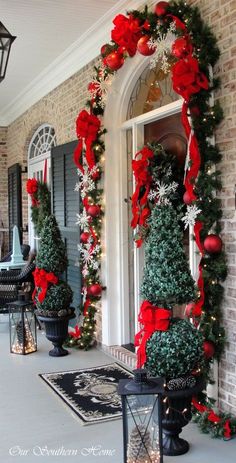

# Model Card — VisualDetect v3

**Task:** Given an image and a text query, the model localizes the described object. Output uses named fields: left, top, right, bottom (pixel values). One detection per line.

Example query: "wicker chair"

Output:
left=0, top=262, right=35, bottom=313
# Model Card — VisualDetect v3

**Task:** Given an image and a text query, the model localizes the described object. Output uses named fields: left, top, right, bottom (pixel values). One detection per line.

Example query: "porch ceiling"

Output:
left=0, top=0, right=141, bottom=126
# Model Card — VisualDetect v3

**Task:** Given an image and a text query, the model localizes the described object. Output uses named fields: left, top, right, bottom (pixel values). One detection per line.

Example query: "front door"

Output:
left=28, top=152, right=51, bottom=251
left=127, top=107, right=188, bottom=346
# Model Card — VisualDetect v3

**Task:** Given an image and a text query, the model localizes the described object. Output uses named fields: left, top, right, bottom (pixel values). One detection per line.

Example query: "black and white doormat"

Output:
left=39, top=363, right=133, bottom=425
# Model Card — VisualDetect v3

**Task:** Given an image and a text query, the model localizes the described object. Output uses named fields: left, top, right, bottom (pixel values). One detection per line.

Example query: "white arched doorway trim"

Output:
left=102, top=53, right=199, bottom=348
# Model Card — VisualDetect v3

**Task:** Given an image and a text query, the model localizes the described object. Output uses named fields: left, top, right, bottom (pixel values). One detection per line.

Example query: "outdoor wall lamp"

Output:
left=0, top=22, right=16, bottom=82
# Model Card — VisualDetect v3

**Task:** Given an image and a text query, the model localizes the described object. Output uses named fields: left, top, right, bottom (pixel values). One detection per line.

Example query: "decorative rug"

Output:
left=39, top=362, right=133, bottom=425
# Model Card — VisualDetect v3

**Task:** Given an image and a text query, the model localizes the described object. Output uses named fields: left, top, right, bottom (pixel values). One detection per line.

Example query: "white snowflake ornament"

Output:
left=148, top=180, right=178, bottom=204
left=148, top=22, right=176, bottom=73
left=181, top=205, right=201, bottom=229
left=76, top=209, right=90, bottom=231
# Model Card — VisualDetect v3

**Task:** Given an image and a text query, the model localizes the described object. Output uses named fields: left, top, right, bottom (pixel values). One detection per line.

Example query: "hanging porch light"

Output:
left=0, top=22, right=16, bottom=82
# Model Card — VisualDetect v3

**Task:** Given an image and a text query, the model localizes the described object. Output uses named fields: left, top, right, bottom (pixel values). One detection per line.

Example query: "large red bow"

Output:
left=74, top=110, right=101, bottom=172
left=111, top=14, right=141, bottom=57
left=32, top=267, right=58, bottom=303
left=135, top=300, right=171, bottom=368
left=172, top=56, right=208, bottom=102
left=26, top=178, right=38, bottom=195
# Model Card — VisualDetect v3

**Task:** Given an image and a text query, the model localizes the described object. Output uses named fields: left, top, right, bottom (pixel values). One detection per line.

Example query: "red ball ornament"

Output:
left=204, top=234, right=222, bottom=254
left=155, top=1, right=169, bottom=16
left=105, top=51, right=124, bottom=71
left=88, top=284, right=102, bottom=297
left=172, top=37, right=192, bottom=58
left=203, top=340, right=215, bottom=359
left=183, top=191, right=193, bottom=205
left=80, top=232, right=90, bottom=244
left=100, top=44, right=109, bottom=57
left=137, top=36, right=155, bottom=56
left=87, top=205, right=101, bottom=218
left=185, top=302, right=195, bottom=317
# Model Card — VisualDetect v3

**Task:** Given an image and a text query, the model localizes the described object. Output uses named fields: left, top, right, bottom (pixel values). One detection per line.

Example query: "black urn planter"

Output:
left=162, top=377, right=205, bottom=456
left=37, top=313, right=75, bottom=357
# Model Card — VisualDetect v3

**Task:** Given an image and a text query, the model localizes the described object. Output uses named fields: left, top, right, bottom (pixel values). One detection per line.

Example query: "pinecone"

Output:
left=127, top=425, right=152, bottom=462
left=167, top=375, right=196, bottom=390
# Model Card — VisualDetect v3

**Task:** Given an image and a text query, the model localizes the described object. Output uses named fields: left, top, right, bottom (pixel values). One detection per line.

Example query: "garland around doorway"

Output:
left=69, top=0, right=234, bottom=438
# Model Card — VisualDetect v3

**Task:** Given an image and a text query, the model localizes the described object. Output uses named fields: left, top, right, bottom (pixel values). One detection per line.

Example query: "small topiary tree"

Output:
left=36, top=215, right=68, bottom=274
left=33, top=215, right=73, bottom=317
left=141, top=203, right=196, bottom=307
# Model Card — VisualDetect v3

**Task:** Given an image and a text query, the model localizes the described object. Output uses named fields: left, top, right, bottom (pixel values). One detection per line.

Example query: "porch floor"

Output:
left=0, top=316, right=235, bottom=463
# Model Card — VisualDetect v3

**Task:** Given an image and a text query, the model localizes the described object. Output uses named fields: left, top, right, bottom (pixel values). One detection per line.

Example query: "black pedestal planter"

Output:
left=162, top=377, right=205, bottom=456
left=37, top=313, right=75, bottom=357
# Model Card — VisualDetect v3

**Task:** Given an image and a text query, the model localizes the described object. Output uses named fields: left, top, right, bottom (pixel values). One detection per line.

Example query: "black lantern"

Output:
left=118, top=369, right=164, bottom=463
left=0, top=22, right=16, bottom=82
left=8, top=295, right=37, bottom=354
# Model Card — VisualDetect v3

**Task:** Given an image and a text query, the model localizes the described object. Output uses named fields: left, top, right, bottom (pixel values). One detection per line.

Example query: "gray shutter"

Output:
left=8, top=163, right=22, bottom=249
left=51, top=141, right=81, bottom=310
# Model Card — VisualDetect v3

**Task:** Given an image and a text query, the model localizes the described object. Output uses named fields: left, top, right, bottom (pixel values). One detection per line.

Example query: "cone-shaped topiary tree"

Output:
left=34, top=215, right=73, bottom=317
left=141, top=203, right=196, bottom=307
left=136, top=202, right=203, bottom=384
left=36, top=215, right=68, bottom=275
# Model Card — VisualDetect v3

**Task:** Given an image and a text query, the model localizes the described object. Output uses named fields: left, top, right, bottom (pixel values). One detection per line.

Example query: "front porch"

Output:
left=0, top=318, right=235, bottom=463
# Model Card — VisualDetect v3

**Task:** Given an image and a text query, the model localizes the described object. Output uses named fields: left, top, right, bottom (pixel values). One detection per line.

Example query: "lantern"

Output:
left=0, top=22, right=16, bottom=82
left=118, top=369, right=164, bottom=463
left=8, top=295, right=37, bottom=355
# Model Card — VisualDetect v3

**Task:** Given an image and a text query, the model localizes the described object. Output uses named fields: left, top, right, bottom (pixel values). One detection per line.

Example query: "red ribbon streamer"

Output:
left=224, top=420, right=232, bottom=439
left=74, top=110, right=101, bottom=172
left=43, top=159, right=47, bottom=184
left=181, top=102, right=201, bottom=202
left=83, top=298, right=91, bottom=316
left=32, top=267, right=58, bottom=303
left=131, top=146, right=154, bottom=246
left=134, top=300, right=171, bottom=368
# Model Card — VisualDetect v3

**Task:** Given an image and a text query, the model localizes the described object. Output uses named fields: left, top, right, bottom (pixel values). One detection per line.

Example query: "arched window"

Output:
left=127, top=61, right=180, bottom=120
left=28, top=124, right=56, bottom=160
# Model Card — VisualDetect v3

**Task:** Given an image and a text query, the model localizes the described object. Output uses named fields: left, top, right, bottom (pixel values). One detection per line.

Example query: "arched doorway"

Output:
left=102, top=54, right=198, bottom=348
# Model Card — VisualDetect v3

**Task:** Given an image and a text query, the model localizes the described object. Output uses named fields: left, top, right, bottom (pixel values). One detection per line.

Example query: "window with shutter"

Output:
left=51, top=141, right=81, bottom=310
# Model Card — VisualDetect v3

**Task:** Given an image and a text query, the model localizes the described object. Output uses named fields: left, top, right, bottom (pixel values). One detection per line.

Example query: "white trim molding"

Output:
left=0, top=0, right=157, bottom=126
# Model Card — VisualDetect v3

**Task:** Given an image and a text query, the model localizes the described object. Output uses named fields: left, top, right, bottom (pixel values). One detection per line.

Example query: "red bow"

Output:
left=32, top=267, right=58, bottom=303
left=26, top=178, right=38, bottom=195
left=172, top=56, right=208, bottom=102
left=135, top=300, right=171, bottom=368
left=111, top=14, right=141, bottom=57
left=69, top=325, right=81, bottom=339
left=74, top=110, right=101, bottom=172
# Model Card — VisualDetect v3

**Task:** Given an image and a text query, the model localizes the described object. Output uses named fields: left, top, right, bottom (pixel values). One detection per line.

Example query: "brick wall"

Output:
left=1, top=0, right=236, bottom=413
left=0, top=127, right=8, bottom=256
